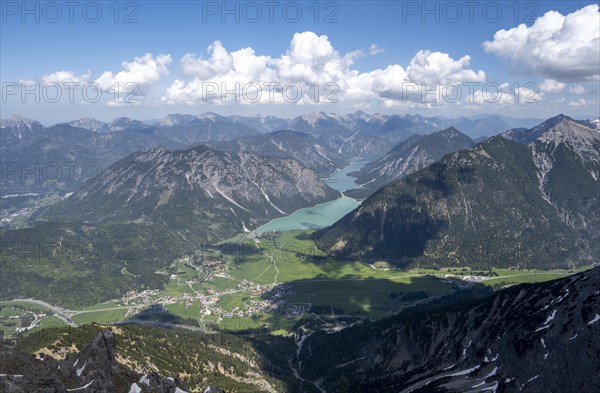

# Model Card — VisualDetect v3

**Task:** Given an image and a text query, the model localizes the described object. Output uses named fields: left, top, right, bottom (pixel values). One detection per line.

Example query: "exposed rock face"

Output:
left=315, top=118, right=600, bottom=268
left=0, top=115, right=45, bottom=145
left=0, top=330, right=194, bottom=392
left=209, top=130, right=347, bottom=176
left=39, top=144, right=340, bottom=240
left=298, top=267, right=600, bottom=393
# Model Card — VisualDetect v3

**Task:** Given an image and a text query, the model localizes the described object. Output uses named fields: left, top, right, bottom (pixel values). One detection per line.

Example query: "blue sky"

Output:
left=1, top=1, right=598, bottom=123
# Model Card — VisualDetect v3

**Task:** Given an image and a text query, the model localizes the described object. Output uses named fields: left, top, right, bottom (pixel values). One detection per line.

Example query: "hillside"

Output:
left=209, top=130, right=347, bottom=176
left=298, top=267, right=600, bottom=392
left=315, top=118, right=600, bottom=269
left=350, top=127, right=476, bottom=192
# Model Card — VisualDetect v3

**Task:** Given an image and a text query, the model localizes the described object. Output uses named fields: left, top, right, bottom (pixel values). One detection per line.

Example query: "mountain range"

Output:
left=315, top=116, right=600, bottom=269
left=3, top=111, right=547, bottom=227
left=38, top=144, right=339, bottom=240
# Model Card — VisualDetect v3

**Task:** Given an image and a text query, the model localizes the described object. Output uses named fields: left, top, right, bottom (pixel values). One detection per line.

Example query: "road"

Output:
left=0, top=298, right=147, bottom=328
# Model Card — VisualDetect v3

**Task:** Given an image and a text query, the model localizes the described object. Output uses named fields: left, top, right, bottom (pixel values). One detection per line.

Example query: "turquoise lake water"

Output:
left=255, top=157, right=373, bottom=234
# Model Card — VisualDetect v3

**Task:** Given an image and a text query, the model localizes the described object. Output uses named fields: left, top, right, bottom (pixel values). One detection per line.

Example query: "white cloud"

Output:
left=483, top=4, right=600, bottom=82
left=368, top=44, right=384, bottom=55
left=41, top=70, right=91, bottom=85
left=94, top=53, right=172, bottom=94
left=407, top=50, right=485, bottom=85
left=569, top=84, right=586, bottom=95
left=162, top=31, right=486, bottom=107
left=569, top=98, right=595, bottom=107
left=539, top=79, right=566, bottom=93
left=469, top=83, right=542, bottom=107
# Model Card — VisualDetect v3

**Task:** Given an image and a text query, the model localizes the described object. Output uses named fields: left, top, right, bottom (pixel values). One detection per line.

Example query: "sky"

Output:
left=1, top=0, right=599, bottom=124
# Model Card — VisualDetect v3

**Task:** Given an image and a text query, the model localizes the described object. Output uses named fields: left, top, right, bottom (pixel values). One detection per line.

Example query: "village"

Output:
left=117, top=271, right=308, bottom=322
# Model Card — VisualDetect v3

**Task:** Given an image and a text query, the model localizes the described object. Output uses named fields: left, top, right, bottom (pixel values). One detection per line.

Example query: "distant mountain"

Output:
left=60, top=117, right=147, bottom=133
left=39, top=144, right=340, bottom=241
left=286, top=112, right=538, bottom=157
left=65, top=117, right=107, bottom=132
left=154, top=113, right=198, bottom=127
left=299, top=267, right=600, bottom=392
left=582, top=117, right=600, bottom=131
left=315, top=117, right=600, bottom=268
left=228, top=114, right=291, bottom=133
left=209, top=130, right=347, bottom=176
left=504, top=114, right=600, bottom=144
left=350, top=127, right=476, bottom=192
left=105, top=117, right=148, bottom=132
left=290, top=112, right=401, bottom=157
left=149, top=118, right=262, bottom=146
left=375, top=114, right=440, bottom=142
left=0, top=124, right=182, bottom=198
left=0, top=115, right=45, bottom=145
left=450, top=115, right=542, bottom=139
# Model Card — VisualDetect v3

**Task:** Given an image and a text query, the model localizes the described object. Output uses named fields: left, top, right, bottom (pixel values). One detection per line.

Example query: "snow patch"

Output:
left=66, top=379, right=95, bottom=391
left=481, top=381, right=498, bottom=392
left=588, top=314, right=600, bottom=325
left=448, top=365, right=480, bottom=377
left=129, top=383, right=143, bottom=393
left=76, top=362, right=86, bottom=377
left=463, top=340, right=472, bottom=356
left=483, top=367, right=498, bottom=379
left=543, top=310, right=557, bottom=325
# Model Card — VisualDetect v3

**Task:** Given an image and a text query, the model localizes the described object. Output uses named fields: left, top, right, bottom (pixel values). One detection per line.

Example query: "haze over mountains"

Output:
left=1, top=111, right=554, bottom=226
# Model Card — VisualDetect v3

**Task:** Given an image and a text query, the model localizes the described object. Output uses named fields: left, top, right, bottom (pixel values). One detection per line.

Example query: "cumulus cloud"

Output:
left=162, top=31, right=486, bottom=107
left=94, top=53, right=172, bottom=94
left=569, top=84, right=586, bottom=95
left=483, top=4, right=600, bottom=82
left=468, top=83, right=542, bottom=107
left=539, top=79, right=566, bottom=93
left=407, top=50, right=485, bottom=85
left=568, top=98, right=595, bottom=107
left=41, top=70, right=92, bottom=85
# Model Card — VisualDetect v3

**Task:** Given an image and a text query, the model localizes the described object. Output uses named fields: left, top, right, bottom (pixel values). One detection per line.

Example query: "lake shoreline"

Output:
left=254, top=157, right=374, bottom=234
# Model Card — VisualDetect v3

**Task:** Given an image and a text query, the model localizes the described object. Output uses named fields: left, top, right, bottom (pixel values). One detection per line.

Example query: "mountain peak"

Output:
left=0, top=114, right=41, bottom=128
left=503, top=114, right=591, bottom=144
left=197, top=111, right=225, bottom=121
left=67, top=117, right=106, bottom=132
left=438, top=126, right=461, bottom=137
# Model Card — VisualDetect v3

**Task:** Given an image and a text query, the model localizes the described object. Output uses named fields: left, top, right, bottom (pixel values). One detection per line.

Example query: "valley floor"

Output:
left=0, top=230, right=588, bottom=340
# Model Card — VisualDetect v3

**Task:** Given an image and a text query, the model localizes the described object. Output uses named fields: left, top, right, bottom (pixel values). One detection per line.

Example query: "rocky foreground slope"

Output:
left=2, top=268, right=598, bottom=392
left=298, top=266, right=600, bottom=392
left=0, top=330, right=198, bottom=393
